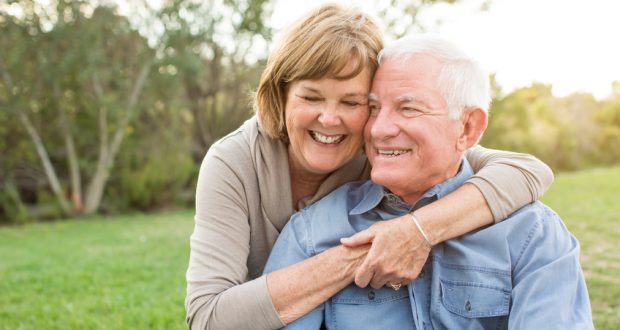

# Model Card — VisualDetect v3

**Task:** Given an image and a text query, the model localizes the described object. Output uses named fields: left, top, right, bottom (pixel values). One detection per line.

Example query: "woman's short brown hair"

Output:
left=254, top=3, right=384, bottom=141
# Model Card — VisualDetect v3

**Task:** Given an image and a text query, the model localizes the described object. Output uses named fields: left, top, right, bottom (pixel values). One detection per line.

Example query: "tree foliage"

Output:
left=1, top=0, right=618, bottom=223
left=481, top=83, right=620, bottom=171
left=375, top=0, right=461, bottom=38
left=0, top=0, right=272, bottom=222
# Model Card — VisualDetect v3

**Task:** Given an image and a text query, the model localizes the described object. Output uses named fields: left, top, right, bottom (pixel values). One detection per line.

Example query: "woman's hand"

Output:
left=340, top=214, right=431, bottom=289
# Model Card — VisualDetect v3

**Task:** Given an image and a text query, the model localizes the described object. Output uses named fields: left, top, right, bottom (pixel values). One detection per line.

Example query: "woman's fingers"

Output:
left=340, top=228, right=376, bottom=247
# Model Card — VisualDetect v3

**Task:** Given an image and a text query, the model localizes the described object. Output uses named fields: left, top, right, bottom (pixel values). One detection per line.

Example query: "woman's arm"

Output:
left=263, top=207, right=370, bottom=326
left=418, top=145, right=554, bottom=244
left=266, top=243, right=369, bottom=324
left=186, top=151, right=284, bottom=330
left=464, top=145, right=554, bottom=221
left=186, top=147, right=368, bottom=329
left=342, top=146, right=554, bottom=288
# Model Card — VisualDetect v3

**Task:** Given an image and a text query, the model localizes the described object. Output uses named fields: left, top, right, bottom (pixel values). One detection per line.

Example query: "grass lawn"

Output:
left=0, top=211, right=194, bottom=330
left=1, top=166, right=619, bottom=329
left=542, top=166, right=620, bottom=329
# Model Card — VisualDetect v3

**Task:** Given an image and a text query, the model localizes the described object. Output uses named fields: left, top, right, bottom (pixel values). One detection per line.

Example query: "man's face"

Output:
left=364, top=54, right=464, bottom=204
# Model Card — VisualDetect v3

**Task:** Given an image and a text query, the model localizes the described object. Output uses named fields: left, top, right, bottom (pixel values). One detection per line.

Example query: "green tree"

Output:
left=482, top=84, right=569, bottom=169
left=2, top=0, right=494, bottom=222
left=373, top=0, right=462, bottom=38
left=482, top=82, right=610, bottom=171
left=153, top=0, right=272, bottom=158
left=1, top=2, right=153, bottom=217
left=0, top=0, right=272, bottom=221
left=595, top=96, right=620, bottom=164
left=551, top=92, right=600, bottom=168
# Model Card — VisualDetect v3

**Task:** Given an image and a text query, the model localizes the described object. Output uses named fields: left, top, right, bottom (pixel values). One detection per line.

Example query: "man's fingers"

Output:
left=354, top=257, right=374, bottom=287
left=341, top=229, right=375, bottom=247
left=369, top=273, right=389, bottom=289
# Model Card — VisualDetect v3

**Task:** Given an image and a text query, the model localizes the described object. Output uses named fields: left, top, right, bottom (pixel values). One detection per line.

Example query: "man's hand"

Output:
left=340, top=214, right=431, bottom=289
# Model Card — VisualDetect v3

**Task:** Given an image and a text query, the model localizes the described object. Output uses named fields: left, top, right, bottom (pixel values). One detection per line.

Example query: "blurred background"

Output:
left=1, top=0, right=618, bottom=329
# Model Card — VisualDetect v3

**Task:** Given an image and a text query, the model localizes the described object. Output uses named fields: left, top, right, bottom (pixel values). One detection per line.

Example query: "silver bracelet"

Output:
left=411, top=213, right=433, bottom=248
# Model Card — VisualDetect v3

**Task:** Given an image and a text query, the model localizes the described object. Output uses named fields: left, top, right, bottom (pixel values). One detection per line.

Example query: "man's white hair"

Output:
left=377, top=34, right=491, bottom=119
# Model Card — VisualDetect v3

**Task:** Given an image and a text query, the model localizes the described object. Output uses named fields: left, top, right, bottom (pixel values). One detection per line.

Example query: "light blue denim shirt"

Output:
left=264, top=159, right=593, bottom=330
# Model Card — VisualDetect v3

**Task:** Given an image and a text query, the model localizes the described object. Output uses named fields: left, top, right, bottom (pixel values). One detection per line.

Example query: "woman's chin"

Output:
left=305, top=159, right=347, bottom=175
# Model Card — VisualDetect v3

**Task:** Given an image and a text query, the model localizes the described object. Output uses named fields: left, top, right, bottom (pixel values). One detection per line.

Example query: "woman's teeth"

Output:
left=311, top=131, right=344, bottom=144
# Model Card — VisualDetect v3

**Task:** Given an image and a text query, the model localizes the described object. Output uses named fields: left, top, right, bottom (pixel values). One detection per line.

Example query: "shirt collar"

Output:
left=420, top=157, right=473, bottom=201
left=349, top=182, right=385, bottom=215
left=349, top=157, right=474, bottom=216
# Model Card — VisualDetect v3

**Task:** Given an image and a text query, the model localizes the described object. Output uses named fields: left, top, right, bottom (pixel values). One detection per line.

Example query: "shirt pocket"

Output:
left=433, top=279, right=510, bottom=329
left=329, top=285, right=413, bottom=330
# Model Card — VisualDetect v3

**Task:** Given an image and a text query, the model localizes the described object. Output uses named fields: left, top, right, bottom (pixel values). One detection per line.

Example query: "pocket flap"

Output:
left=332, top=285, right=409, bottom=305
left=440, top=279, right=510, bottom=318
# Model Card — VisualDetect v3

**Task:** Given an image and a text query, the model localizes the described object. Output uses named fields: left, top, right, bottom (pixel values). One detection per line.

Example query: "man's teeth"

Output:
left=311, top=131, right=344, bottom=144
left=378, top=149, right=410, bottom=156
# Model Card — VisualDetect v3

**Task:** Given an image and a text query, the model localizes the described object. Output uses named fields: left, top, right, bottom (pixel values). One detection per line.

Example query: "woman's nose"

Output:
left=318, top=103, right=341, bottom=127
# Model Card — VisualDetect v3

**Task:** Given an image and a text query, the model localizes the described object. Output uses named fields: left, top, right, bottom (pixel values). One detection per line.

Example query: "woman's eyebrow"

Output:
left=301, top=86, right=366, bottom=98
left=300, top=86, right=320, bottom=93
left=342, top=92, right=368, bottom=98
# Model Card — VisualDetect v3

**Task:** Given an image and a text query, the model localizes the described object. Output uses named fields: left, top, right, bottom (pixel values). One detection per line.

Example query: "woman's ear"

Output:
left=456, top=107, right=488, bottom=151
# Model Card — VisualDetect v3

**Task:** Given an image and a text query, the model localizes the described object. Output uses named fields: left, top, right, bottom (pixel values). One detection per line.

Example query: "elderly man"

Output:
left=264, top=35, right=592, bottom=329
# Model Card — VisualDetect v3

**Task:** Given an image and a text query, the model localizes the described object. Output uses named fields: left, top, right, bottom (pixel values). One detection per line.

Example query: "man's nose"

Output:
left=370, top=108, right=399, bottom=139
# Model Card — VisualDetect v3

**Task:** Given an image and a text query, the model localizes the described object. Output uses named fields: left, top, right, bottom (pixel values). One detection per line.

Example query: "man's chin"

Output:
left=370, top=171, right=399, bottom=188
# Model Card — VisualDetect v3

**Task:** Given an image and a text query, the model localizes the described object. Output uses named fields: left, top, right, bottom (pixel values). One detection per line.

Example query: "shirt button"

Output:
left=465, top=300, right=472, bottom=311
left=368, top=290, right=375, bottom=300
left=419, top=269, right=425, bottom=278
left=422, top=321, right=427, bottom=330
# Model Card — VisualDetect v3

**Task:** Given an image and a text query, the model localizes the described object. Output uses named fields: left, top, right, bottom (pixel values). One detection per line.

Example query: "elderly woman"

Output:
left=185, top=4, right=553, bottom=330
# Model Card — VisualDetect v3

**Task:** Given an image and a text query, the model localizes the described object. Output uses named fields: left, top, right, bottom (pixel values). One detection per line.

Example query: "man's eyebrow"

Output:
left=395, top=95, right=419, bottom=103
left=395, top=95, right=437, bottom=110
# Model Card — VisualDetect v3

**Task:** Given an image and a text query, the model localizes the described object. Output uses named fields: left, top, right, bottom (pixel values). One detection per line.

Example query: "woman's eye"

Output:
left=342, top=101, right=361, bottom=107
left=298, top=95, right=322, bottom=102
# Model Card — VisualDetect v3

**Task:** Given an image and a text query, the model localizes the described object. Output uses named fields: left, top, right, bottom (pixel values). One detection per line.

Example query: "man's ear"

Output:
left=456, top=107, right=488, bottom=151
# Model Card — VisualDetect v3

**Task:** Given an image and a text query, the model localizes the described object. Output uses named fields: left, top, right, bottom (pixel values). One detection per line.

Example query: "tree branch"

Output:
left=55, top=83, right=83, bottom=213
left=18, top=111, right=71, bottom=214
left=92, top=74, right=109, bottom=159
left=85, top=58, right=153, bottom=214
left=2, top=54, right=70, bottom=214
left=0, top=54, right=16, bottom=96
left=109, top=58, right=152, bottom=161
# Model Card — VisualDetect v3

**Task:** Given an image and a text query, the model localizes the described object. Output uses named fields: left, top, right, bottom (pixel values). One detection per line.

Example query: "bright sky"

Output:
left=272, top=0, right=620, bottom=99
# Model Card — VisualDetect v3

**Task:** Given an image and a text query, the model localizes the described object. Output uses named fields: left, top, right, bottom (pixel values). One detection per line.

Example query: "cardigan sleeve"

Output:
left=464, top=145, right=554, bottom=222
left=263, top=212, right=326, bottom=329
left=185, top=145, right=284, bottom=330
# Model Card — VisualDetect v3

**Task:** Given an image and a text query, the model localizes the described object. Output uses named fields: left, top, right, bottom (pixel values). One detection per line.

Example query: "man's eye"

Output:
left=369, top=104, right=380, bottom=115
left=401, top=107, right=424, bottom=117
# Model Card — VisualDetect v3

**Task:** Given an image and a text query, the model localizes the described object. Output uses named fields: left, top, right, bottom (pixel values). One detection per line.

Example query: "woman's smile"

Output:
left=285, top=66, right=371, bottom=175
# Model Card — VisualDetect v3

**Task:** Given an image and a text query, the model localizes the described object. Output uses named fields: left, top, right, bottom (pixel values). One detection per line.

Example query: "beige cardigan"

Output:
left=185, top=117, right=553, bottom=330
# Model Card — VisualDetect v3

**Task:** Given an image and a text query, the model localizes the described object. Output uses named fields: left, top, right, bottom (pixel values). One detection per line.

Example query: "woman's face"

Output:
left=285, top=67, right=371, bottom=177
